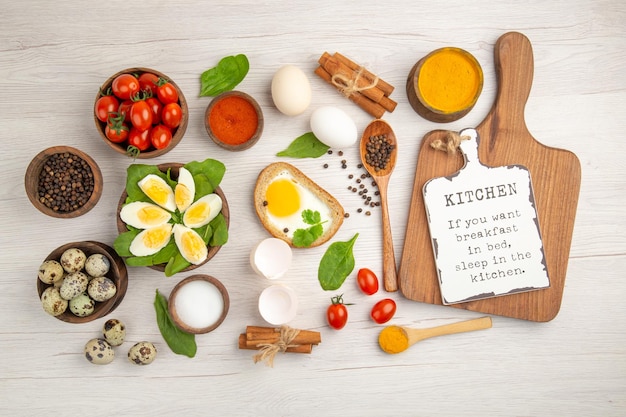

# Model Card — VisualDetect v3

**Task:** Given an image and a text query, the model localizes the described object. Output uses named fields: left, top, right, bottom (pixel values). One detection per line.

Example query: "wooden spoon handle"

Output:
left=379, top=182, right=398, bottom=292
left=409, top=316, right=492, bottom=344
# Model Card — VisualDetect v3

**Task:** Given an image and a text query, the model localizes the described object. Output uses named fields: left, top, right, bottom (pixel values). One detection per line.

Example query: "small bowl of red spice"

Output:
left=204, top=90, right=263, bottom=151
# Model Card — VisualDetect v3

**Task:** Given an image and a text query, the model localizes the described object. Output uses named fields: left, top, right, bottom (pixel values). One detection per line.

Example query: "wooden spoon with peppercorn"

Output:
left=360, top=119, right=399, bottom=292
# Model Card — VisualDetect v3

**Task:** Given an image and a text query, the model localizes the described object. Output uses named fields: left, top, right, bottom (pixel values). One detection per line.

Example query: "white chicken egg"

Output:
left=120, top=201, right=172, bottom=229
left=173, top=224, right=208, bottom=265
left=183, top=193, right=222, bottom=229
left=175, top=167, right=196, bottom=212
left=310, top=106, right=357, bottom=148
left=138, top=174, right=176, bottom=212
left=271, top=65, right=312, bottom=116
left=263, top=171, right=333, bottom=240
left=129, top=223, right=173, bottom=257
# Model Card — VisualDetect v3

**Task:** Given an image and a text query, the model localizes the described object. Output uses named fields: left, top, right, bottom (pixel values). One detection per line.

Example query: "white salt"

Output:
left=174, top=280, right=224, bottom=329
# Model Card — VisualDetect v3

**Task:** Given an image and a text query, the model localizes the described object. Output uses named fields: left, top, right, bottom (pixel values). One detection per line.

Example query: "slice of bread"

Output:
left=254, top=162, right=344, bottom=248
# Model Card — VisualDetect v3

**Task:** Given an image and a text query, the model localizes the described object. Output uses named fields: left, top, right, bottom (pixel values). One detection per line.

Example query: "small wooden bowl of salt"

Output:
left=168, top=275, right=229, bottom=334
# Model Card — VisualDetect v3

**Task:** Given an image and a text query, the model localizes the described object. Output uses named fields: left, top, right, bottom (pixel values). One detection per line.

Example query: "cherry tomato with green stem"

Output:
left=161, top=102, right=182, bottom=129
left=156, top=78, right=179, bottom=104
left=150, top=124, right=172, bottom=150
left=105, top=112, right=129, bottom=143
left=94, top=92, right=119, bottom=123
left=130, top=93, right=153, bottom=131
left=111, top=73, right=140, bottom=100
left=327, top=294, right=349, bottom=330
left=357, top=268, right=379, bottom=295
left=371, top=298, right=396, bottom=324
left=138, top=72, right=159, bottom=95
left=127, top=127, right=151, bottom=152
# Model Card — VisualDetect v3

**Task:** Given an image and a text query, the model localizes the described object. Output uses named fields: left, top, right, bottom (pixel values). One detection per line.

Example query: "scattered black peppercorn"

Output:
left=323, top=163, right=328, bottom=168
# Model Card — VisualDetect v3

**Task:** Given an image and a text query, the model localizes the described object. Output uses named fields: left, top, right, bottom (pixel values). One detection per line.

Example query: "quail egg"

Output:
left=103, top=319, right=126, bottom=346
left=60, top=247, right=87, bottom=273
left=87, top=276, right=117, bottom=302
left=84, top=338, right=115, bottom=365
left=59, top=271, right=89, bottom=300
left=41, top=287, right=68, bottom=316
left=84, top=254, right=111, bottom=278
left=69, top=293, right=95, bottom=317
left=38, top=260, right=65, bottom=285
left=128, top=341, right=157, bottom=365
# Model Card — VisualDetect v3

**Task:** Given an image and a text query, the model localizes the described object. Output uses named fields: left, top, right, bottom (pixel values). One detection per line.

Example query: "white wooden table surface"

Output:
left=1, top=1, right=625, bottom=416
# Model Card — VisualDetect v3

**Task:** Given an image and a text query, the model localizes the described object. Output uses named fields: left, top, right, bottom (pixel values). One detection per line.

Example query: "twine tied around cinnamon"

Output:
left=430, top=130, right=471, bottom=154
left=331, top=66, right=379, bottom=97
left=252, top=325, right=301, bottom=367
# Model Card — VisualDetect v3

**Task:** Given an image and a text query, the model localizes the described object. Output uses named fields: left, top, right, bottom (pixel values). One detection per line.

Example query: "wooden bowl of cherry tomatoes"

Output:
left=94, top=68, right=188, bottom=159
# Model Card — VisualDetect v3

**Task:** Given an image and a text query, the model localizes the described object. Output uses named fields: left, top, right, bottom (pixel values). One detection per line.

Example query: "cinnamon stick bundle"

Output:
left=315, top=52, right=397, bottom=118
left=238, top=325, right=322, bottom=363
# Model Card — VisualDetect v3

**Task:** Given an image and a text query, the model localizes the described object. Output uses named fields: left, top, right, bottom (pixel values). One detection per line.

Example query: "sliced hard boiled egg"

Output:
left=120, top=201, right=171, bottom=229
left=138, top=174, right=176, bottom=212
left=129, top=223, right=173, bottom=257
left=175, top=167, right=196, bottom=213
left=183, top=193, right=222, bottom=229
left=173, top=224, right=208, bottom=265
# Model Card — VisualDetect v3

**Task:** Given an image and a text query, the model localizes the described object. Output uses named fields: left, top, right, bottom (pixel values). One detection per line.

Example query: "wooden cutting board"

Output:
left=398, top=32, right=581, bottom=322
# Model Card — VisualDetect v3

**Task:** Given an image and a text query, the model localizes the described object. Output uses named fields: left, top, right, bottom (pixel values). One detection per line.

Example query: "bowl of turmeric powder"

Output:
left=204, top=90, right=264, bottom=151
left=406, top=47, right=483, bottom=123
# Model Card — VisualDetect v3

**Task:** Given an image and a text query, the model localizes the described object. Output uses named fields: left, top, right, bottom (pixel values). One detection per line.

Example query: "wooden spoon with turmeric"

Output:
left=378, top=316, right=492, bottom=354
left=359, top=119, right=398, bottom=292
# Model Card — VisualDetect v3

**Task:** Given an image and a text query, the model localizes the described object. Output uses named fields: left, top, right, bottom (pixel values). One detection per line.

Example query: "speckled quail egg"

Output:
left=41, top=287, right=68, bottom=316
left=59, top=271, right=89, bottom=301
left=84, top=254, right=111, bottom=278
left=128, top=341, right=157, bottom=365
left=38, top=260, right=65, bottom=285
left=103, top=319, right=126, bottom=346
left=102, top=319, right=126, bottom=346
left=69, top=293, right=95, bottom=317
left=87, top=276, right=117, bottom=302
left=84, top=338, right=115, bottom=365
left=60, top=247, right=87, bottom=273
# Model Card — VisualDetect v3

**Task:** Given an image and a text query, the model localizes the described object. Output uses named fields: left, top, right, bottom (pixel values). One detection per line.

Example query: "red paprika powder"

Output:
left=207, top=95, right=259, bottom=146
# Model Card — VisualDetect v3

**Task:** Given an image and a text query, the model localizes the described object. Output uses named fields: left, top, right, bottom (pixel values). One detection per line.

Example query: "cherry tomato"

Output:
left=128, top=127, right=151, bottom=151
left=111, top=73, right=140, bottom=100
left=105, top=112, right=129, bottom=143
left=371, top=298, right=396, bottom=324
left=138, top=72, right=159, bottom=95
left=327, top=295, right=348, bottom=330
left=94, top=94, right=119, bottom=123
left=156, top=79, right=179, bottom=104
left=130, top=99, right=153, bottom=131
left=161, top=102, right=182, bottom=129
left=357, top=268, right=379, bottom=295
left=118, top=100, right=133, bottom=123
left=146, top=97, right=163, bottom=125
left=150, top=124, right=172, bottom=150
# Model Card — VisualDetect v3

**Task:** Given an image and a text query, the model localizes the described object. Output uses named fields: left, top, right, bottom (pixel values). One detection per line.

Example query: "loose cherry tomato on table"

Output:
left=94, top=92, right=119, bottom=123
left=111, top=73, right=140, bottom=100
left=357, top=268, right=379, bottom=295
left=150, top=124, right=172, bottom=150
left=138, top=72, right=159, bottom=95
left=146, top=97, right=163, bottom=125
left=327, top=294, right=349, bottom=330
left=371, top=298, right=396, bottom=324
left=130, top=94, right=153, bottom=131
left=156, top=79, right=179, bottom=104
left=127, top=127, right=151, bottom=152
left=161, top=102, right=182, bottom=129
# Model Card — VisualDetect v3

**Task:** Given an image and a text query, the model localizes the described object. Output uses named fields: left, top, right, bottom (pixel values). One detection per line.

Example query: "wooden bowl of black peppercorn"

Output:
left=25, top=146, right=103, bottom=218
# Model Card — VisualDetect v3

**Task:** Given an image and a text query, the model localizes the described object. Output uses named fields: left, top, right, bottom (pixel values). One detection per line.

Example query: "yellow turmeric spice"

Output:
left=378, top=325, right=409, bottom=354
left=417, top=47, right=483, bottom=114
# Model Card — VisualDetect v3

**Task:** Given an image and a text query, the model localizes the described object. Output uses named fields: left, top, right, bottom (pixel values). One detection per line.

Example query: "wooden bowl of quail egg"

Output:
left=37, top=241, right=128, bottom=323
left=115, top=161, right=230, bottom=276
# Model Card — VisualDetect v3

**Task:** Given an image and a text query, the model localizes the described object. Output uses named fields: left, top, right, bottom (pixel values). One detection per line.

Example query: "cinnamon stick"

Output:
left=238, top=334, right=313, bottom=354
left=318, top=54, right=386, bottom=104
left=314, top=66, right=386, bottom=119
left=333, top=52, right=395, bottom=97
left=245, top=325, right=321, bottom=345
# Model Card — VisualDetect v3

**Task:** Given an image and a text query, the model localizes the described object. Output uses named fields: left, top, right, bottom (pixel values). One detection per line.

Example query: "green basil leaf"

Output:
left=276, top=132, right=330, bottom=158
left=200, top=54, right=249, bottom=97
left=154, top=290, right=197, bottom=357
left=209, top=213, right=229, bottom=246
left=184, top=159, right=225, bottom=194
left=318, top=233, right=359, bottom=290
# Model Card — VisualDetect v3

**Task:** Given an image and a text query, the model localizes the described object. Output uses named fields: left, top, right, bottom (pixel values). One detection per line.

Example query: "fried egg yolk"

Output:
left=265, top=178, right=300, bottom=217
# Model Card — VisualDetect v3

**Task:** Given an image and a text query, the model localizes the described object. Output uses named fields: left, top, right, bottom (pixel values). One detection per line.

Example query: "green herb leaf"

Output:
left=276, top=132, right=330, bottom=158
left=154, top=290, right=197, bottom=357
left=209, top=213, right=229, bottom=246
left=292, top=210, right=326, bottom=248
left=301, top=209, right=321, bottom=225
left=164, top=252, right=191, bottom=277
left=200, top=54, right=249, bottom=97
left=318, top=233, right=359, bottom=290
left=184, top=159, right=226, bottom=194
left=125, top=164, right=166, bottom=202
